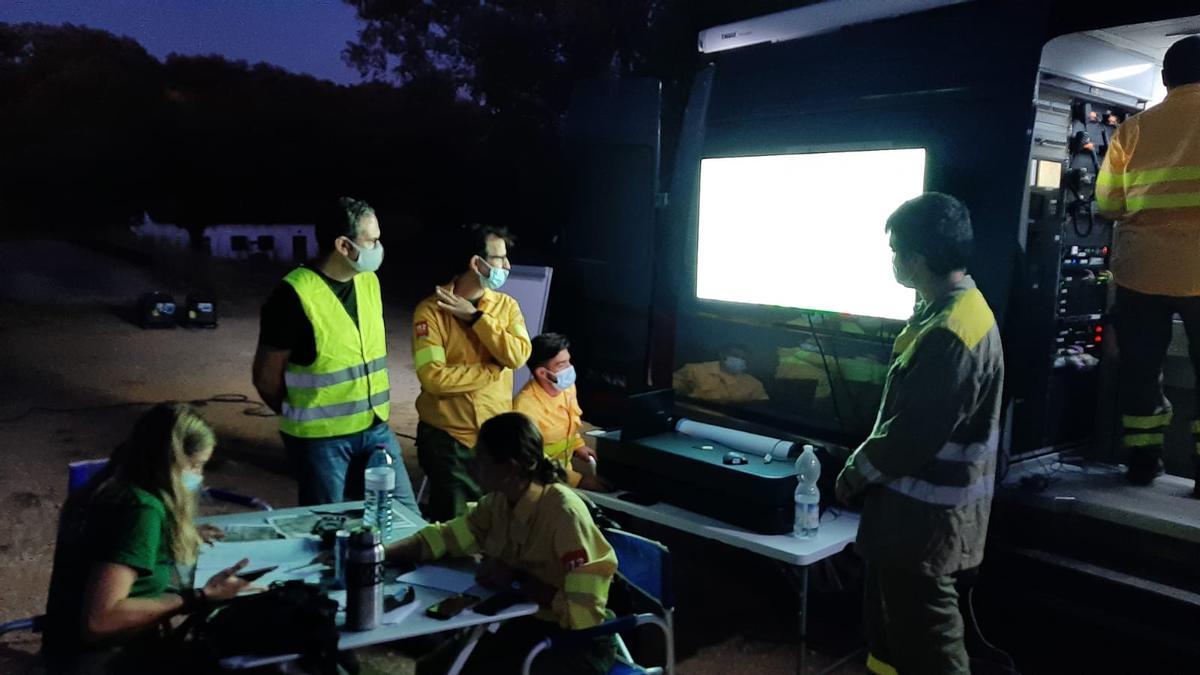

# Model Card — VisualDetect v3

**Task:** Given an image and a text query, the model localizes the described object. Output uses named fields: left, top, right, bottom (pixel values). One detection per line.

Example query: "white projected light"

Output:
left=697, top=148, right=924, bottom=320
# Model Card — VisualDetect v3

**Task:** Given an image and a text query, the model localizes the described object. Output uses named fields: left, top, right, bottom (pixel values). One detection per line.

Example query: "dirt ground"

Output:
left=0, top=240, right=866, bottom=674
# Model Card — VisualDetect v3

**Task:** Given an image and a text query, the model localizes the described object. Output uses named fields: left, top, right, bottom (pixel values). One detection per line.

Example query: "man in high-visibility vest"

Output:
left=252, top=197, right=417, bottom=508
left=514, top=332, right=606, bottom=490
left=413, top=225, right=532, bottom=521
left=1096, top=36, right=1200, bottom=489
left=836, top=193, right=1004, bottom=675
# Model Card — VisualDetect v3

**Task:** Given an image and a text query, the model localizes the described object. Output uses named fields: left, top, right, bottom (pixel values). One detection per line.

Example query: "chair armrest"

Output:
left=522, top=613, right=673, bottom=675
left=0, top=615, right=44, bottom=636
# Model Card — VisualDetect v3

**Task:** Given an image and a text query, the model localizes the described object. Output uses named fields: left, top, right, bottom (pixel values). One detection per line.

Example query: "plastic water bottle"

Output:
left=794, top=444, right=821, bottom=539
left=363, top=445, right=395, bottom=542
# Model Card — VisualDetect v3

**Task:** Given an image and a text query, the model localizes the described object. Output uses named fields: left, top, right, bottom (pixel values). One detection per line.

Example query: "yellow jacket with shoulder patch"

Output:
left=416, top=482, right=617, bottom=629
left=413, top=283, right=531, bottom=447
left=836, top=276, right=1004, bottom=577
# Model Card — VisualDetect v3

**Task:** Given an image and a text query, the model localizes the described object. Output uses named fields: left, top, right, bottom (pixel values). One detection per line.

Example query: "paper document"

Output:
left=397, top=563, right=477, bottom=594
left=220, top=524, right=284, bottom=542
left=267, top=513, right=324, bottom=538
left=194, top=537, right=320, bottom=589
left=390, top=505, right=417, bottom=530
left=268, top=503, right=418, bottom=538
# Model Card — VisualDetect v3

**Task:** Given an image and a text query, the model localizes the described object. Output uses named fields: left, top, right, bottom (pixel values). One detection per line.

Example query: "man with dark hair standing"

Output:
left=413, top=225, right=531, bottom=520
left=252, top=197, right=417, bottom=509
left=1096, top=36, right=1200, bottom=488
left=515, top=332, right=606, bottom=491
left=836, top=192, right=1004, bottom=675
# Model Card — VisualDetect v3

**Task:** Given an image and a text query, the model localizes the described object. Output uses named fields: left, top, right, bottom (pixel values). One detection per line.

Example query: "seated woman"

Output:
left=387, top=412, right=618, bottom=675
left=42, top=403, right=252, bottom=674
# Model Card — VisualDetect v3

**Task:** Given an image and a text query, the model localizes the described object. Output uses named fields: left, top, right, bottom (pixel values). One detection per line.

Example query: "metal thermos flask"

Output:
left=345, top=528, right=385, bottom=631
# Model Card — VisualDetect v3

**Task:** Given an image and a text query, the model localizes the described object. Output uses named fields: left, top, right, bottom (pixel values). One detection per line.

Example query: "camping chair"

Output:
left=0, top=459, right=272, bottom=638
left=67, top=459, right=275, bottom=511
left=522, top=528, right=675, bottom=675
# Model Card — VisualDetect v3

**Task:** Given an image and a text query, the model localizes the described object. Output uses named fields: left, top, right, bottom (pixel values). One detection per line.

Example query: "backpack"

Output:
left=176, top=580, right=348, bottom=675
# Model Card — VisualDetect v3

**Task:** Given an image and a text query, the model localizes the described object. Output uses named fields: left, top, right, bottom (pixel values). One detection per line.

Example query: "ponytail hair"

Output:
left=477, top=412, right=566, bottom=485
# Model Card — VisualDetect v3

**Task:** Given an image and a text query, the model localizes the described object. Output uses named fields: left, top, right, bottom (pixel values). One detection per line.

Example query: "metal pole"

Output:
left=799, top=565, right=809, bottom=675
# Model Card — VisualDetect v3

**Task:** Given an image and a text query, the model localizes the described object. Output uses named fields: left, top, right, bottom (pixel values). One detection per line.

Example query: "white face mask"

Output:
left=549, top=365, right=577, bottom=391
left=346, top=239, right=384, bottom=273
left=478, top=262, right=509, bottom=290
left=181, top=471, right=204, bottom=493
left=721, top=356, right=747, bottom=374
left=892, top=255, right=915, bottom=289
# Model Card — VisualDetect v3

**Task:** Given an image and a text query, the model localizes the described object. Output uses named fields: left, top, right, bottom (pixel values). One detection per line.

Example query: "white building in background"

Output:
left=203, top=224, right=318, bottom=262
left=131, top=215, right=317, bottom=263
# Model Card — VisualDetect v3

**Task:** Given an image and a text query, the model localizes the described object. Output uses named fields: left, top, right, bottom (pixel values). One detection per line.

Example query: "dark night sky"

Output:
left=0, top=0, right=365, bottom=85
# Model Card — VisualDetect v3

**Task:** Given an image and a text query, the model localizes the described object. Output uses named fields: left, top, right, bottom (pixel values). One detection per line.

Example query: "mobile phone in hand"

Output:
left=235, top=566, right=278, bottom=582
left=425, top=593, right=480, bottom=620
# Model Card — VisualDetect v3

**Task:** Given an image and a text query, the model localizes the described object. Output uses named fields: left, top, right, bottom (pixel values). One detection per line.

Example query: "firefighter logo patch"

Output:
left=415, top=321, right=429, bottom=338
left=561, top=549, right=588, bottom=572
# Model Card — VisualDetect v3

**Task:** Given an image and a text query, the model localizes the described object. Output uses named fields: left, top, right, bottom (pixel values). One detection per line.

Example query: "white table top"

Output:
left=197, top=502, right=538, bottom=668
left=581, top=490, right=859, bottom=567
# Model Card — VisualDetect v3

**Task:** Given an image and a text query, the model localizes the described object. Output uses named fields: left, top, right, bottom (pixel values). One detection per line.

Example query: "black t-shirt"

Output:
left=259, top=264, right=358, bottom=367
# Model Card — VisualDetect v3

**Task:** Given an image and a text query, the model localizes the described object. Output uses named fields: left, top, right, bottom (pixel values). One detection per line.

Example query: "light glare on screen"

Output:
left=697, top=148, right=924, bottom=320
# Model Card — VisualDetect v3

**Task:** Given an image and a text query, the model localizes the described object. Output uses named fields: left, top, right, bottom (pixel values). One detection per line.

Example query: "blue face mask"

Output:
left=721, top=356, right=748, bottom=374
left=550, top=365, right=577, bottom=391
left=181, top=471, right=204, bottom=494
left=347, top=239, right=384, bottom=274
left=479, top=263, right=509, bottom=291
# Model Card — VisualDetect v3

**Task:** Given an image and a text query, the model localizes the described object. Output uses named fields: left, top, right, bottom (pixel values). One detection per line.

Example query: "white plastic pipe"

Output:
left=675, top=418, right=794, bottom=460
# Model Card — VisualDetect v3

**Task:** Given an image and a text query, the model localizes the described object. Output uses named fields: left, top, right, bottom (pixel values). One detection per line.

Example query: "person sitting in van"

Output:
left=385, top=412, right=617, bottom=675
left=673, top=343, right=770, bottom=403
left=42, top=403, right=253, bottom=674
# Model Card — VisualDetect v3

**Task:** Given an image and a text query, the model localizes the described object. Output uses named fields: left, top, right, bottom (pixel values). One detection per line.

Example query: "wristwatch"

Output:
left=178, top=587, right=208, bottom=613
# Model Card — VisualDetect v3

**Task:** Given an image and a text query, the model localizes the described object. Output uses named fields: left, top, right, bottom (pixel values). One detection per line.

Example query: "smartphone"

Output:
left=425, top=593, right=481, bottom=620
left=473, top=589, right=524, bottom=616
left=235, top=566, right=278, bottom=582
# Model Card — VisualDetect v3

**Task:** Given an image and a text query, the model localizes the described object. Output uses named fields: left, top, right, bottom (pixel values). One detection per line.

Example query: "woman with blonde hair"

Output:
left=43, top=403, right=252, bottom=673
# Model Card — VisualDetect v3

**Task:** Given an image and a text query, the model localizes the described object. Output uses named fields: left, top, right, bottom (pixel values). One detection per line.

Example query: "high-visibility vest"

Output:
left=279, top=268, right=390, bottom=438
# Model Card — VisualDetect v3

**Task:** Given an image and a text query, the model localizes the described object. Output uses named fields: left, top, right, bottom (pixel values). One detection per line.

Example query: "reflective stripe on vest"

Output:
left=544, top=437, right=575, bottom=462
left=282, top=390, right=390, bottom=422
left=1096, top=162, right=1200, bottom=214
left=865, top=434, right=997, bottom=506
left=885, top=471, right=995, bottom=507
left=280, top=268, right=390, bottom=438
left=284, top=356, right=388, bottom=389
left=934, top=430, right=1000, bottom=464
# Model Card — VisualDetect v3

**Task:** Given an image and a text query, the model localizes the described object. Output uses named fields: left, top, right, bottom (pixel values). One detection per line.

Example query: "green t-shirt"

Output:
left=43, top=483, right=176, bottom=656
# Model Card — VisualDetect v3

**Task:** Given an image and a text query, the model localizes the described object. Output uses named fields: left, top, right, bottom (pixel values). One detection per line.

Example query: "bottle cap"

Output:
left=365, top=466, right=395, bottom=490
